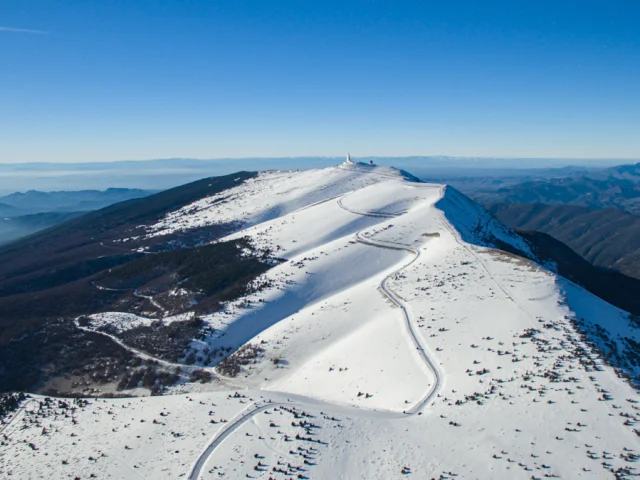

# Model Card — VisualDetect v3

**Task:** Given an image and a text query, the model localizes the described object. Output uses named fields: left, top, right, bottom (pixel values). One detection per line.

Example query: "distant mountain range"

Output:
left=472, top=162, right=640, bottom=214
left=0, top=188, right=156, bottom=246
left=0, top=202, right=23, bottom=217
left=0, top=188, right=156, bottom=215
left=459, top=163, right=640, bottom=281
left=0, top=156, right=633, bottom=194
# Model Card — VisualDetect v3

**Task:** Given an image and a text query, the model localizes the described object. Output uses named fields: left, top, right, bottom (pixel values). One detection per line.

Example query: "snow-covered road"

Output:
left=187, top=402, right=282, bottom=480
left=187, top=190, right=445, bottom=478
left=351, top=224, right=442, bottom=414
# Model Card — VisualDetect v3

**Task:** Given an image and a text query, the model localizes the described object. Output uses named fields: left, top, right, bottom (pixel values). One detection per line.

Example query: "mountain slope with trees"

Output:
left=488, top=203, right=640, bottom=279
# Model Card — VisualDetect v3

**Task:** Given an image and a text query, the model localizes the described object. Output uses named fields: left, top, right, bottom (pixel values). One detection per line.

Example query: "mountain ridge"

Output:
left=472, top=162, right=640, bottom=214
left=2, top=162, right=639, bottom=479
left=0, top=187, right=156, bottom=215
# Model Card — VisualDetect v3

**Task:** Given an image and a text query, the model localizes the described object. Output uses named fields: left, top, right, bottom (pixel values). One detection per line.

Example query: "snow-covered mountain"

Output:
left=2, top=161, right=639, bottom=479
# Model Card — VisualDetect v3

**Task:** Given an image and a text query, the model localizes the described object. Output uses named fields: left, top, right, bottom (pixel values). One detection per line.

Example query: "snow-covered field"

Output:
left=80, top=311, right=193, bottom=333
left=3, top=161, right=639, bottom=479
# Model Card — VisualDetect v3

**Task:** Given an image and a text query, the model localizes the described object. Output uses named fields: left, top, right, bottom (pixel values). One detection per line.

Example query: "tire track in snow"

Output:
left=75, top=320, right=200, bottom=372
left=435, top=185, right=537, bottom=323
left=353, top=230, right=442, bottom=413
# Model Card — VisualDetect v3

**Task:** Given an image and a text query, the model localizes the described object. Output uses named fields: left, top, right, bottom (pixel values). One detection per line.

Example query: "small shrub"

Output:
left=190, top=369, right=212, bottom=383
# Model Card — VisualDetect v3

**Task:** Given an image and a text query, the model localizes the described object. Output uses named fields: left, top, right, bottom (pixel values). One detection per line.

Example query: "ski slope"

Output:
left=3, top=161, right=640, bottom=479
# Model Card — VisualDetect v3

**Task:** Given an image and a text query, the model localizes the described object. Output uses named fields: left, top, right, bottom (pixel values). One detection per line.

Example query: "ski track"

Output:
left=188, top=185, right=445, bottom=479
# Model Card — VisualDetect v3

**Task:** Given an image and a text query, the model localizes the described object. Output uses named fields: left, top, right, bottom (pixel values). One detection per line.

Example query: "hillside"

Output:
left=0, top=172, right=264, bottom=392
left=0, top=172, right=258, bottom=300
left=488, top=203, right=640, bottom=279
left=0, top=188, right=160, bottom=246
left=0, top=211, right=84, bottom=247
left=517, top=230, right=640, bottom=315
left=0, top=202, right=23, bottom=217
left=1, top=161, right=639, bottom=479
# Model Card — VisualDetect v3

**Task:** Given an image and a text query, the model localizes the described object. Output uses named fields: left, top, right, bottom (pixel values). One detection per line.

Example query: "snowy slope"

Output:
left=143, top=162, right=413, bottom=239
left=3, top=161, right=640, bottom=479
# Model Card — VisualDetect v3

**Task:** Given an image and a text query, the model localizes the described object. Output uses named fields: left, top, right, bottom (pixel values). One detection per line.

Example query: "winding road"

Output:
left=74, top=318, right=244, bottom=391
left=353, top=229, right=442, bottom=414
left=188, top=185, right=444, bottom=479
left=188, top=402, right=287, bottom=479
left=75, top=320, right=207, bottom=374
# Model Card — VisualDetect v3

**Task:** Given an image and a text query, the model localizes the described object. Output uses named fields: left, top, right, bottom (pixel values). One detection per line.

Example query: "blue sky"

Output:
left=1, top=1, right=639, bottom=162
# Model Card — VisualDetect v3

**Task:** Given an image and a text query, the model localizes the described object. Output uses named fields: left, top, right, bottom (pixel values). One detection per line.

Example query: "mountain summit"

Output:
left=2, top=163, right=639, bottom=479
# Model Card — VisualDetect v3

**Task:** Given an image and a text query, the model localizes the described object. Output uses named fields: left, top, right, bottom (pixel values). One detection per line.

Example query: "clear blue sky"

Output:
left=1, top=0, right=639, bottom=162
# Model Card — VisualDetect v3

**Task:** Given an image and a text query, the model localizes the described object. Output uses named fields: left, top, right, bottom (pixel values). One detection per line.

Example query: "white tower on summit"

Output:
left=346, top=153, right=353, bottom=164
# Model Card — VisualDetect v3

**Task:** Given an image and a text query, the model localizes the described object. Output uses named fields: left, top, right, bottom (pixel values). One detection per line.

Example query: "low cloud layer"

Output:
left=0, top=26, right=47, bottom=34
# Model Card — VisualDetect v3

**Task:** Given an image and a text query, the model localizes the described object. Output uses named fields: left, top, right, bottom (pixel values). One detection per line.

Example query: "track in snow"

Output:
left=73, top=318, right=243, bottom=390
left=434, top=185, right=537, bottom=323
left=91, top=282, right=166, bottom=315
left=337, top=195, right=398, bottom=218
left=188, top=402, right=284, bottom=480
left=75, top=320, right=199, bottom=371
left=0, top=399, right=34, bottom=435
left=188, top=186, right=445, bottom=479
left=348, top=206, right=442, bottom=413
left=133, top=290, right=166, bottom=314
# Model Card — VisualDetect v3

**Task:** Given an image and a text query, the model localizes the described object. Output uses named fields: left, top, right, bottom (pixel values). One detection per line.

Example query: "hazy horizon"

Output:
left=0, top=154, right=638, bottom=166
left=0, top=155, right=636, bottom=196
